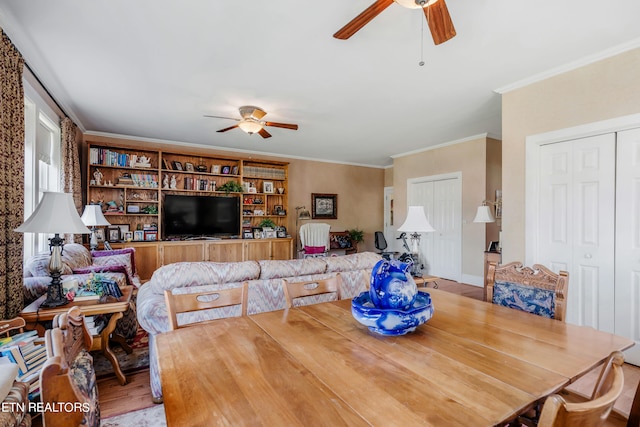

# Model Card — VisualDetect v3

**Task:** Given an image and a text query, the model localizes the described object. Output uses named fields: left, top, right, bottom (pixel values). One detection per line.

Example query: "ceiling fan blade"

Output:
left=258, top=128, right=272, bottom=139
left=264, top=122, right=299, bottom=130
left=333, top=0, right=394, bottom=40
left=216, top=125, right=239, bottom=133
left=204, top=115, right=240, bottom=121
left=423, top=0, right=456, bottom=45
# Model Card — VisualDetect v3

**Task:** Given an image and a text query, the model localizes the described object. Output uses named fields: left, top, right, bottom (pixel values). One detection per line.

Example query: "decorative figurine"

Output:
left=93, top=169, right=103, bottom=186
left=163, top=175, right=169, bottom=189
left=170, top=175, right=177, bottom=189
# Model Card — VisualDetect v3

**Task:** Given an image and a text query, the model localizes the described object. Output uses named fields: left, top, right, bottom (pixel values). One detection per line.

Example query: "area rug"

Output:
left=101, top=404, right=166, bottom=427
left=93, top=326, right=150, bottom=378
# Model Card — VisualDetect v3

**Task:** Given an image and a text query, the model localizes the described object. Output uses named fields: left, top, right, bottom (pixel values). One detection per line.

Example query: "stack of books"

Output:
left=85, top=315, right=107, bottom=336
left=0, top=330, right=47, bottom=400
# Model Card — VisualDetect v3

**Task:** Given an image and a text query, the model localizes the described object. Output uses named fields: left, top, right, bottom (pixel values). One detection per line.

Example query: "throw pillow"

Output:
left=304, top=245, right=326, bottom=254
left=92, top=248, right=136, bottom=275
left=92, top=254, right=134, bottom=281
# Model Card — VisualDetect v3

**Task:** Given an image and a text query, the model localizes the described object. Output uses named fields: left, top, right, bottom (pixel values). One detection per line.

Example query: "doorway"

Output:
left=407, top=173, right=462, bottom=281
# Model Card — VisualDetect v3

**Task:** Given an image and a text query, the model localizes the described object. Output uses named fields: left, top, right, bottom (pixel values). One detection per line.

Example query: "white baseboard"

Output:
left=460, top=274, right=484, bottom=287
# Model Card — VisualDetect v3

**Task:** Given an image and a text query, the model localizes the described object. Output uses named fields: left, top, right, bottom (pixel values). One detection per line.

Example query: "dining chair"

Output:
left=0, top=317, right=25, bottom=337
left=282, top=275, right=342, bottom=308
left=530, top=351, right=625, bottom=427
left=164, top=282, right=249, bottom=331
left=486, top=261, right=569, bottom=321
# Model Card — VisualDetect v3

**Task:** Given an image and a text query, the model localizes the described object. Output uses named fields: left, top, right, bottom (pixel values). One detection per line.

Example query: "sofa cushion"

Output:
left=25, top=243, right=92, bottom=277
left=149, top=261, right=261, bottom=292
left=92, top=248, right=136, bottom=275
left=87, top=253, right=135, bottom=282
left=324, top=252, right=381, bottom=273
left=258, top=258, right=327, bottom=280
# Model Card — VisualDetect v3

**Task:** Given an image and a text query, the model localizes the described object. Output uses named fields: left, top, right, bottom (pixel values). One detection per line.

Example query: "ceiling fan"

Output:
left=204, top=106, right=299, bottom=139
left=334, top=0, right=456, bottom=45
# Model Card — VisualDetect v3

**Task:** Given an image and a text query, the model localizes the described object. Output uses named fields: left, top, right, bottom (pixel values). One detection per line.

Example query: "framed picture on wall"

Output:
left=312, top=193, right=337, bottom=219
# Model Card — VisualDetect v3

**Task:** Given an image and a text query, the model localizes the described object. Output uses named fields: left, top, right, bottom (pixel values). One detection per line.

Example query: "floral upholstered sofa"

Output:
left=22, top=243, right=141, bottom=340
left=136, top=251, right=381, bottom=402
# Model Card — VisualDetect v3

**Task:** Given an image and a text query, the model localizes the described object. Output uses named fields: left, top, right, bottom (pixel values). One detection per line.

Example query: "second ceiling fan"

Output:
left=204, top=106, right=298, bottom=139
left=334, top=0, right=456, bottom=45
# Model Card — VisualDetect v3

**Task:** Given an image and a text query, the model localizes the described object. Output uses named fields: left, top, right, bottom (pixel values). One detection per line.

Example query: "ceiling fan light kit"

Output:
left=204, top=105, right=298, bottom=140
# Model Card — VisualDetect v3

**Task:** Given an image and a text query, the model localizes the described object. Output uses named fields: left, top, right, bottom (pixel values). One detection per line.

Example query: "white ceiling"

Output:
left=1, top=1, right=640, bottom=167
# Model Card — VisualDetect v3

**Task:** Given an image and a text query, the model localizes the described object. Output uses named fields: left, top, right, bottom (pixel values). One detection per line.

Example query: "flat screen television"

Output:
left=163, top=194, right=240, bottom=238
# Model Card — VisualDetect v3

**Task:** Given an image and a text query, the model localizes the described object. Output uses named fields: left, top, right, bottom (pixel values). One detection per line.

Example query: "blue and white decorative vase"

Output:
left=369, top=259, right=417, bottom=310
left=352, top=258, right=434, bottom=336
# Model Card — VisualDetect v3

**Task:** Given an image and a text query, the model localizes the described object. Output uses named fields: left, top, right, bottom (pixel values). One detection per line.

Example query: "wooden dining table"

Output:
left=156, top=288, right=634, bottom=426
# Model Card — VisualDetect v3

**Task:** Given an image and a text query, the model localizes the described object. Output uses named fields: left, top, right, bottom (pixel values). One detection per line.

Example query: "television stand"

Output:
left=184, top=236, right=221, bottom=241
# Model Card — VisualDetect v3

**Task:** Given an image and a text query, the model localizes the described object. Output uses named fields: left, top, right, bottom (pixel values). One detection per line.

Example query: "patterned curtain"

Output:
left=0, top=29, right=25, bottom=319
left=61, top=117, right=83, bottom=243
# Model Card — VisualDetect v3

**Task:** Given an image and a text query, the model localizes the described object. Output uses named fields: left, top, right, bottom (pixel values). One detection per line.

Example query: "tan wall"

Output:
left=82, top=134, right=384, bottom=253
left=502, top=48, right=640, bottom=262
left=485, top=138, right=502, bottom=244
left=393, top=137, right=490, bottom=280
left=384, top=167, right=393, bottom=187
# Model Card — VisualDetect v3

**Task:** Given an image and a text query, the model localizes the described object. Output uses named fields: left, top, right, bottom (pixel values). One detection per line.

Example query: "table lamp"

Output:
left=81, top=204, right=111, bottom=250
left=295, top=206, right=311, bottom=251
left=397, top=206, right=435, bottom=277
left=15, top=192, right=90, bottom=307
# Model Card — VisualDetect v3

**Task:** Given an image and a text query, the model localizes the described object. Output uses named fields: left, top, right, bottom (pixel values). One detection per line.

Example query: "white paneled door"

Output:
left=408, top=173, right=462, bottom=281
left=615, top=128, right=640, bottom=365
left=533, top=128, right=640, bottom=365
left=537, top=134, right=616, bottom=331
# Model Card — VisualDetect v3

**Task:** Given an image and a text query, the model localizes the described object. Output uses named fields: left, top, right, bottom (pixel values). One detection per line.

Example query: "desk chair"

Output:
left=374, top=231, right=394, bottom=260
left=283, top=275, right=342, bottom=308
left=164, top=283, right=248, bottom=330
left=526, top=351, right=625, bottom=427
left=487, top=261, right=569, bottom=321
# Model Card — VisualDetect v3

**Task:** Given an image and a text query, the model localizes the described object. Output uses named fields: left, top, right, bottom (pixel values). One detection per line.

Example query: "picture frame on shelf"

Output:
left=124, top=231, right=134, bottom=242
left=243, top=229, right=254, bottom=239
left=252, top=227, right=262, bottom=239
left=185, top=162, right=194, bottom=172
left=264, top=230, right=277, bottom=239
left=222, top=166, right=231, bottom=174
left=211, top=165, right=220, bottom=174
left=145, top=231, right=158, bottom=241
left=263, top=181, right=274, bottom=194
left=312, top=193, right=338, bottom=219
left=108, top=227, right=121, bottom=242
left=231, top=166, right=239, bottom=175
left=276, top=229, right=287, bottom=238
left=113, top=224, right=129, bottom=239
left=173, top=161, right=183, bottom=171
left=133, top=230, right=144, bottom=241
left=273, top=205, right=283, bottom=215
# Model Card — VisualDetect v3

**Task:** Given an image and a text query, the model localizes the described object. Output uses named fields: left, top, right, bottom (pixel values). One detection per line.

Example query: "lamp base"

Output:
left=40, top=280, right=68, bottom=308
left=41, top=234, right=69, bottom=308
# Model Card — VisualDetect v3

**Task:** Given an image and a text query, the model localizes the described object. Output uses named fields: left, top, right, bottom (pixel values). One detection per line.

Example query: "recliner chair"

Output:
left=374, top=231, right=394, bottom=260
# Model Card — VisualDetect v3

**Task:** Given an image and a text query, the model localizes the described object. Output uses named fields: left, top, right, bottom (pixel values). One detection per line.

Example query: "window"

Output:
left=23, top=82, right=61, bottom=260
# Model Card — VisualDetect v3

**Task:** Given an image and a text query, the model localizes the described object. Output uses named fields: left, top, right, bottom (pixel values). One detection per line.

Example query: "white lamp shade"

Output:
left=15, top=192, right=90, bottom=234
left=473, top=205, right=496, bottom=223
left=80, top=204, right=111, bottom=227
left=397, top=206, right=435, bottom=233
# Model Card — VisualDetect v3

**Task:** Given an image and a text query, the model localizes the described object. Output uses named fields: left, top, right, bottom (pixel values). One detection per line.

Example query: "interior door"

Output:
left=615, top=127, right=640, bottom=364
left=408, top=174, right=462, bottom=281
left=537, top=134, right=616, bottom=330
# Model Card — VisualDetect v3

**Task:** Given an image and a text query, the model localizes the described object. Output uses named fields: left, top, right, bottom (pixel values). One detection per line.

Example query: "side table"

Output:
left=414, top=275, right=439, bottom=288
left=20, top=286, right=134, bottom=385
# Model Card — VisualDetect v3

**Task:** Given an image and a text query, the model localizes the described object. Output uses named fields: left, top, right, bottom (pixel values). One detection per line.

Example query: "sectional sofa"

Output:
left=136, top=251, right=381, bottom=402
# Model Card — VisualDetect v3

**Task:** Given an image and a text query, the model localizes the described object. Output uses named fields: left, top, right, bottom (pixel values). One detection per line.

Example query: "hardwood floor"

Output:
left=97, top=278, right=639, bottom=422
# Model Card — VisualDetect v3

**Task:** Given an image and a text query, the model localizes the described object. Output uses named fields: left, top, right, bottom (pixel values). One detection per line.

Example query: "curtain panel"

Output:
left=61, top=117, right=82, bottom=244
left=0, top=29, right=25, bottom=319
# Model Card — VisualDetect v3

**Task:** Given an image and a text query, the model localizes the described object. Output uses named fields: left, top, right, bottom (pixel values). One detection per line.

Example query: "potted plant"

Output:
left=217, top=180, right=244, bottom=194
left=258, top=218, right=276, bottom=229
left=348, top=228, right=364, bottom=252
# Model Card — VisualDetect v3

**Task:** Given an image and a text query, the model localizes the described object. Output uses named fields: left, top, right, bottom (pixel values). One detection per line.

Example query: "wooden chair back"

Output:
left=40, top=306, right=98, bottom=427
left=164, top=282, right=249, bottom=331
left=0, top=317, right=25, bottom=337
left=537, top=351, right=625, bottom=427
left=487, top=261, right=569, bottom=321
left=283, top=275, right=342, bottom=308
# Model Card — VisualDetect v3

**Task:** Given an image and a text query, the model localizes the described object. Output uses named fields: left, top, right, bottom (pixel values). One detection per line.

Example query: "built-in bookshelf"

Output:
left=86, top=143, right=289, bottom=243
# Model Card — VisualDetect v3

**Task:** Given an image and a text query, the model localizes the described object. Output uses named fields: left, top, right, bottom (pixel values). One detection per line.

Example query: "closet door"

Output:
left=615, top=127, right=640, bottom=365
left=537, top=134, right=616, bottom=330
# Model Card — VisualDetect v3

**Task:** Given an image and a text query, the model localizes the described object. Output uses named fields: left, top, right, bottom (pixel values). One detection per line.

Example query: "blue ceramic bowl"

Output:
left=351, top=291, right=434, bottom=336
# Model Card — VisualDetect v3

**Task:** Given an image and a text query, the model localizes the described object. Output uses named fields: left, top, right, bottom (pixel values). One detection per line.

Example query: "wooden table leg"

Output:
left=110, top=333, right=133, bottom=354
left=98, top=312, right=128, bottom=385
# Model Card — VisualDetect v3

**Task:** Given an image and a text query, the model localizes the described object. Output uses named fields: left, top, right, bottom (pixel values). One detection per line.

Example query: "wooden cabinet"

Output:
left=271, top=239, right=293, bottom=260
left=161, top=242, right=205, bottom=264
left=111, top=241, right=159, bottom=282
left=205, top=241, right=244, bottom=262
left=244, top=239, right=293, bottom=261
